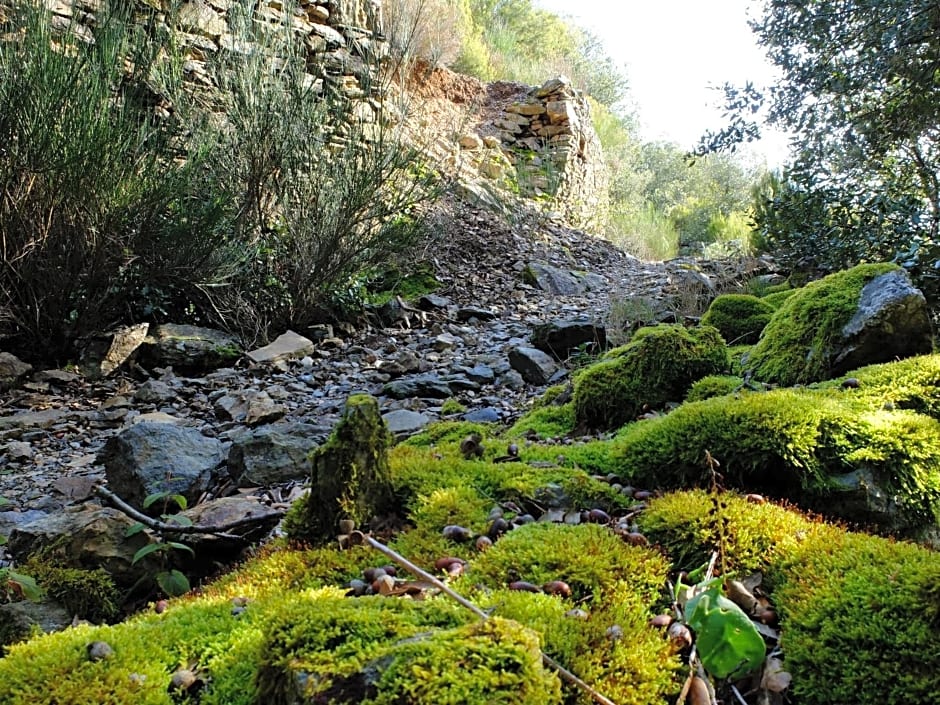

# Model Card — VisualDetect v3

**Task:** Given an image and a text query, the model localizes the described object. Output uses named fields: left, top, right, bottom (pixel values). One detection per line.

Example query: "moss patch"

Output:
left=573, top=324, right=729, bottom=431
left=701, top=294, right=774, bottom=345
left=611, top=373, right=940, bottom=535
left=685, top=374, right=743, bottom=402
left=745, top=262, right=899, bottom=385
left=640, top=491, right=940, bottom=705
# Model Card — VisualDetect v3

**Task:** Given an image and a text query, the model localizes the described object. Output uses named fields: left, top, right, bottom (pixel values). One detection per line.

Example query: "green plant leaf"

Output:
left=168, top=494, right=188, bottom=511
left=0, top=496, right=10, bottom=508
left=685, top=580, right=766, bottom=679
left=124, top=522, right=147, bottom=538
left=156, top=569, right=190, bottom=597
left=4, top=571, right=43, bottom=602
left=166, top=514, right=193, bottom=528
left=0, top=534, right=7, bottom=546
left=143, top=491, right=170, bottom=509
left=166, top=541, right=194, bottom=557
left=132, top=543, right=167, bottom=564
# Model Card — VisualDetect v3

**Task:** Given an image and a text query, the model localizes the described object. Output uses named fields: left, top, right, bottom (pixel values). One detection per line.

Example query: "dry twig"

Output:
left=365, top=534, right=618, bottom=705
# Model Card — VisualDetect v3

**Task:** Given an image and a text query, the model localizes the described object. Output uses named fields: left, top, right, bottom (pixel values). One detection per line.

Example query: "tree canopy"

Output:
left=700, top=0, right=940, bottom=285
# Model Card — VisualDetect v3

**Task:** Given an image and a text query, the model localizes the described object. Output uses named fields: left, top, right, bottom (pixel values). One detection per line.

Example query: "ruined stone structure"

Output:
left=495, top=77, right=609, bottom=231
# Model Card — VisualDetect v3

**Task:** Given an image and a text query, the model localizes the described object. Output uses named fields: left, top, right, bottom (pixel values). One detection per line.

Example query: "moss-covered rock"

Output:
left=18, top=559, right=120, bottom=623
left=573, top=324, right=729, bottom=431
left=745, top=263, right=931, bottom=385
left=283, top=395, right=397, bottom=544
left=701, top=294, right=774, bottom=345
left=640, top=491, right=940, bottom=705
left=612, top=378, right=940, bottom=536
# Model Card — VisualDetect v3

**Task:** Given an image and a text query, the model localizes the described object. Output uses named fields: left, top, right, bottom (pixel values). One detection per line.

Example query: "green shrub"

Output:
left=745, top=262, right=902, bottom=385
left=700, top=294, right=774, bottom=345
left=573, top=324, right=729, bottom=430
left=0, top=4, right=236, bottom=359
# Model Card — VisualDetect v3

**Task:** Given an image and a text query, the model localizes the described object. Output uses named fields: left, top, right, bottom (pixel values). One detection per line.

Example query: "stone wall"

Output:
left=495, top=77, right=609, bottom=231
left=32, top=0, right=386, bottom=108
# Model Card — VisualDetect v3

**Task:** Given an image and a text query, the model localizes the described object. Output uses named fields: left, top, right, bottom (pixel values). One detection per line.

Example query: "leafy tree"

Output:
left=700, top=0, right=940, bottom=287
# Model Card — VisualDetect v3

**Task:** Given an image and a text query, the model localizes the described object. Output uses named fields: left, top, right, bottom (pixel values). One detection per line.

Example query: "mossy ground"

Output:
left=640, top=491, right=940, bottom=704
left=5, top=331, right=940, bottom=703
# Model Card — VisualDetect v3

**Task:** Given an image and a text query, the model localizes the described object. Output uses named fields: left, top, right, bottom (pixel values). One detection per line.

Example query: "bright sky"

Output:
left=533, top=0, right=791, bottom=165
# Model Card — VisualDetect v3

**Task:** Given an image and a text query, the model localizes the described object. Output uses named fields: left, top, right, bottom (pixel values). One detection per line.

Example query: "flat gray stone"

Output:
left=382, top=409, right=432, bottom=437
left=98, top=422, right=224, bottom=510
left=247, top=330, right=315, bottom=365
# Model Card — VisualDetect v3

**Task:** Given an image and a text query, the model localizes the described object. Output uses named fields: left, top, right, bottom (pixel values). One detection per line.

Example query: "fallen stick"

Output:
left=365, top=534, right=618, bottom=705
left=95, top=484, right=284, bottom=540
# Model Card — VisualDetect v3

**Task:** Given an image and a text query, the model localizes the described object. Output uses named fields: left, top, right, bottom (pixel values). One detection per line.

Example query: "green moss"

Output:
left=701, top=294, right=774, bottom=345
left=367, top=264, right=440, bottom=305
left=773, top=528, right=940, bottom=704
left=573, top=324, right=729, bottom=431
left=471, top=523, right=666, bottom=600
left=439, top=397, right=467, bottom=415
left=612, top=384, right=940, bottom=535
left=401, top=420, right=494, bottom=449
left=19, top=560, right=120, bottom=623
left=746, top=262, right=900, bottom=385
left=283, top=395, right=397, bottom=544
left=638, top=490, right=813, bottom=576
left=761, top=288, right=798, bottom=309
left=685, top=375, right=743, bottom=402
left=641, top=491, right=940, bottom=705
left=506, top=402, right=576, bottom=439
left=728, top=344, right=753, bottom=374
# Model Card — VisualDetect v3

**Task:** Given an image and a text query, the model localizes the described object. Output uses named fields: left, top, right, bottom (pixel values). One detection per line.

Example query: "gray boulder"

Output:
left=832, top=269, right=933, bottom=376
left=523, top=261, right=606, bottom=295
left=508, top=346, right=559, bottom=385
left=382, top=409, right=432, bottom=437
left=246, top=330, right=315, bottom=365
left=98, top=422, right=224, bottom=510
left=228, top=424, right=326, bottom=487
left=0, top=600, right=72, bottom=648
left=0, top=352, right=32, bottom=391
left=383, top=374, right=453, bottom=399
left=531, top=318, right=607, bottom=360
left=214, top=389, right=287, bottom=426
left=78, top=323, right=149, bottom=378
left=7, top=505, right=157, bottom=587
left=138, top=324, right=242, bottom=373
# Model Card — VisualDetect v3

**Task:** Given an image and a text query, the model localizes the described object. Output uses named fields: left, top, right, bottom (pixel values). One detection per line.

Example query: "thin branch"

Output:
left=365, top=535, right=618, bottom=705
left=94, top=484, right=283, bottom=539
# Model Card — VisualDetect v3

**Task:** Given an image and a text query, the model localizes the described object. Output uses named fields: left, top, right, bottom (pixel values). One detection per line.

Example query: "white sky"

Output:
left=533, top=0, right=791, bottom=165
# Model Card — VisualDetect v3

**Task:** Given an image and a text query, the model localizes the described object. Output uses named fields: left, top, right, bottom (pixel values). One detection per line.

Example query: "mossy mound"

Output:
left=761, top=288, right=797, bottom=309
left=745, top=262, right=901, bottom=385
left=573, top=324, right=729, bottom=431
left=18, top=559, right=120, bottom=623
left=685, top=374, right=743, bottom=402
left=611, top=360, right=940, bottom=535
left=640, top=491, right=940, bottom=705
left=701, top=294, right=774, bottom=345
